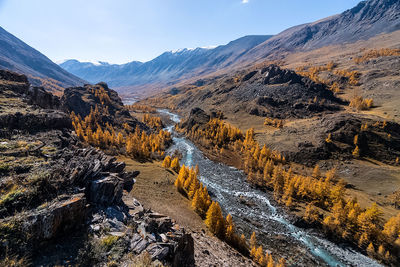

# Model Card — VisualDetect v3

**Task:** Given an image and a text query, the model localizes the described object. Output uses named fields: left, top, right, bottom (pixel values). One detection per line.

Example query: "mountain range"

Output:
left=60, top=35, right=272, bottom=87
left=0, top=0, right=399, bottom=96
left=60, top=0, right=400, bottom=96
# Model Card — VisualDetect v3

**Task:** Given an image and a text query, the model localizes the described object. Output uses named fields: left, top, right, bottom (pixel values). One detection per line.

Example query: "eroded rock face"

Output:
left=0, top=70, right=28, bottom=83
left=88, top=175, right=123, bottom=206
left=0, top=111, right=71, bottom=132
left=27, top=86, right=61, bottom=109
left=179, top=107, right=210, bottom=131
left=23, top=194, right=87, bottom=241
left=60, top=83, right=144, bottom=130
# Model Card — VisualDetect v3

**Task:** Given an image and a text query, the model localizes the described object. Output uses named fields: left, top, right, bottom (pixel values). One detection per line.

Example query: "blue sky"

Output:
left=0, top=0, right=361, bottom=64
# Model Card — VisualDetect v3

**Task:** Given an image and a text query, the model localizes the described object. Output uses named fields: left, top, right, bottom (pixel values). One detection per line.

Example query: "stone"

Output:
left=110, top=232, right=125, bottom=237
left=106, top=206, right=126, bottom=222
left=173, top=234, right=195, bottom=267
left=89, top=175, right=123, bottom=206
left=131, top=238, right=149, bottom=254
left=23, top=194, right=86, bottom=242
left=107, top=218, right=127, bottom=232
left=147, top=243, right=170, bottom=261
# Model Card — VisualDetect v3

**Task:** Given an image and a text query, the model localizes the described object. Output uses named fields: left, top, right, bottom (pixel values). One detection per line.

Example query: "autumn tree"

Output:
left=170, top=157, right=180, bottom=172
left=205, top=201, right=225, bottom=237
left=352, top=146, right=360, bottom=157
left=162, top=155, right=172, bottom=168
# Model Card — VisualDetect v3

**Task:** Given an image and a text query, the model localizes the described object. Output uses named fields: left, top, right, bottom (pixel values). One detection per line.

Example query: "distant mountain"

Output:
left=60, top=0, right=400, bottom=96
left=60, top=35, right=272, bottom=87
left=0, top=26, right=85, bottom=93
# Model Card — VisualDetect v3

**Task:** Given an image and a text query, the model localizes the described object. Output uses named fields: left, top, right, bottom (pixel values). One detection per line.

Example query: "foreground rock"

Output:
left=0, top=70, right=194, bottom=266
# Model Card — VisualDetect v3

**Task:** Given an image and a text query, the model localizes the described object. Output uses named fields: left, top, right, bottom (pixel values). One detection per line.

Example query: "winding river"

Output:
left=159, top=109, right=381, bottom=267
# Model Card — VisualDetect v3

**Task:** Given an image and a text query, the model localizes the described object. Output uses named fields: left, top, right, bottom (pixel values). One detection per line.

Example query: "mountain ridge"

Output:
left=60, top=0, right=400, bottom=97
left=60, top=35, right=273, bottom=87
left=0, top=26, right=86, bottom=92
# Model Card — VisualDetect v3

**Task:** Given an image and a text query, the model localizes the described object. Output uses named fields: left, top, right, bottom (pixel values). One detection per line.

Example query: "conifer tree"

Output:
left=205, top=201, right=225, bottom=237
left=267, top=254, right=274, bottom=267
left=250, top=246, right=257, bottom=258
left=312, top=165, right=321, bottom=178
left=250, top=231, right=257, bottom=249
left=255, top=246, right=263, bottom=263
left=191, top=190, right=202, bottom=213
left=162, top=155, right=172, bottom=168
left=367, top=243, right=375, bottom=255
left=171, top=157, right=180, bottom=172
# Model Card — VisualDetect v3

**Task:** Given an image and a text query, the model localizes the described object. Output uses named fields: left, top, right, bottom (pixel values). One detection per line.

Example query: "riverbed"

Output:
left=159, top=109, right=381, bottom=267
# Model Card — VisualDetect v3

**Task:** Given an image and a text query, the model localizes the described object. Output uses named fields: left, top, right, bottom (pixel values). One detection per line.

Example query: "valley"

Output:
left=0, top=0, right=400, bottom=266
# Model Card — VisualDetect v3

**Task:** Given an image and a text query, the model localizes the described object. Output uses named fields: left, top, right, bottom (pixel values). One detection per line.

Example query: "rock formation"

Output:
left=0, top=70, right=195, bottom=266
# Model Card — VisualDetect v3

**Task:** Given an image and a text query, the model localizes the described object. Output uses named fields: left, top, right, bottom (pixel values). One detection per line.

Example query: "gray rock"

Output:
left=131, top=239, right=149, bottom=254
left=147, top=243, right=170, bottom=261
left=23, top=194, right=86, bottom=241
left=89, top=175, right=123, bottom=206
left=106, top=206, right=126, bottom=222
left=173, top=234, right=195, bottom=267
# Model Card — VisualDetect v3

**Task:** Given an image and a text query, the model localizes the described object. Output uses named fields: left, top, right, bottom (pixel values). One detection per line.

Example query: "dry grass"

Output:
left=118, top=156, right=206, bottom=231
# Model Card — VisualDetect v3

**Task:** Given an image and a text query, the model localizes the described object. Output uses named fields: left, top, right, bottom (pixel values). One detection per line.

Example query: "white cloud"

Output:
left=241, top=0, right=249, bottom=3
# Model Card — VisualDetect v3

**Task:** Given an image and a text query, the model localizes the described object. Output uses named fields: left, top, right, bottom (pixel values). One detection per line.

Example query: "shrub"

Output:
left=349, top=96, right=373, bottom=110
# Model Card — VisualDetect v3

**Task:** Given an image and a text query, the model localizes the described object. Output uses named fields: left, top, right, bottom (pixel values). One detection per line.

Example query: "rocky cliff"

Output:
left=0, top=70, right=194, bottom=266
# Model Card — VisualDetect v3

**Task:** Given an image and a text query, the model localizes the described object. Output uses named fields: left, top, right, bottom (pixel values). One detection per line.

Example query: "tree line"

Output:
left=70, top=105, right=172, bottom=161
left=178, top=117, right=400, bottom=264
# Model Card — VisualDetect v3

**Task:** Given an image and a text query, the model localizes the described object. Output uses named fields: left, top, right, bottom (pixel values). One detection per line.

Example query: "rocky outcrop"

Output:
left=27, top=86, right=61, bottom=109
left=88, top=175, right=123, bottom=206
left=23, top=194, right=87, bottom=241
left=0, top=111, right=71, bottom=132
left=0, top=69, right=29, bottom=94
left=61, top=82, right=145, bottom=130
left=274, top=113, right=400, bottom=165
left=157, top=65, right=345, bottom=120
left=179, top=108, right=210, bottom=131
left=0, top=69, right=28, bottom=83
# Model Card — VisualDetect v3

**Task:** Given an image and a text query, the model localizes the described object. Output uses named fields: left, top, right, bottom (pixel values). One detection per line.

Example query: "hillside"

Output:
left=241, top=0, right=400, bottom=61
left=0, top=26, right=85, bottom=94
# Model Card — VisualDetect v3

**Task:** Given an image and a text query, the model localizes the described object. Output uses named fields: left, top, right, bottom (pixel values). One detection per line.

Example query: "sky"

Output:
left=0, top=0, right=361, bottom=64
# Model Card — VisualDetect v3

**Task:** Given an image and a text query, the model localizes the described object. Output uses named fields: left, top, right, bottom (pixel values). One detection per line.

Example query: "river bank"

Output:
left=157, top=109, right=382, bottom=267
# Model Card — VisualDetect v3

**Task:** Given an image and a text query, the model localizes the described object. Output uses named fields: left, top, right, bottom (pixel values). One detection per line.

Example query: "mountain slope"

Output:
left=243, top=0, right=400, bottom=60
left=0, top=26, right=85, bottom=92
left=60, top=35, right=272, bottom=87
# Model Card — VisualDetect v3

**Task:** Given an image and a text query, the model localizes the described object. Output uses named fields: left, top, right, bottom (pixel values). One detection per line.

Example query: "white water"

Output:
left=159, top=109, right=382, bottom=267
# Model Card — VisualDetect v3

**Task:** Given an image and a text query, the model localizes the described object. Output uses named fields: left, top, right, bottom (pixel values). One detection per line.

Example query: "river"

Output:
left=159, top=109, right=381, bottom=267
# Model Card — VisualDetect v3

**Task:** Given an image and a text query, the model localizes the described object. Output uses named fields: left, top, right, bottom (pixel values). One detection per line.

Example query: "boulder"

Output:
left=147, top=243, right=170, bottom=261
left=27, top=86, right=61, bottom=109
left=88, top=175, right=123, bottom=206
left=23, top=194, right=86, bottom=241
left=173, top=234, right=195, bottom=267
